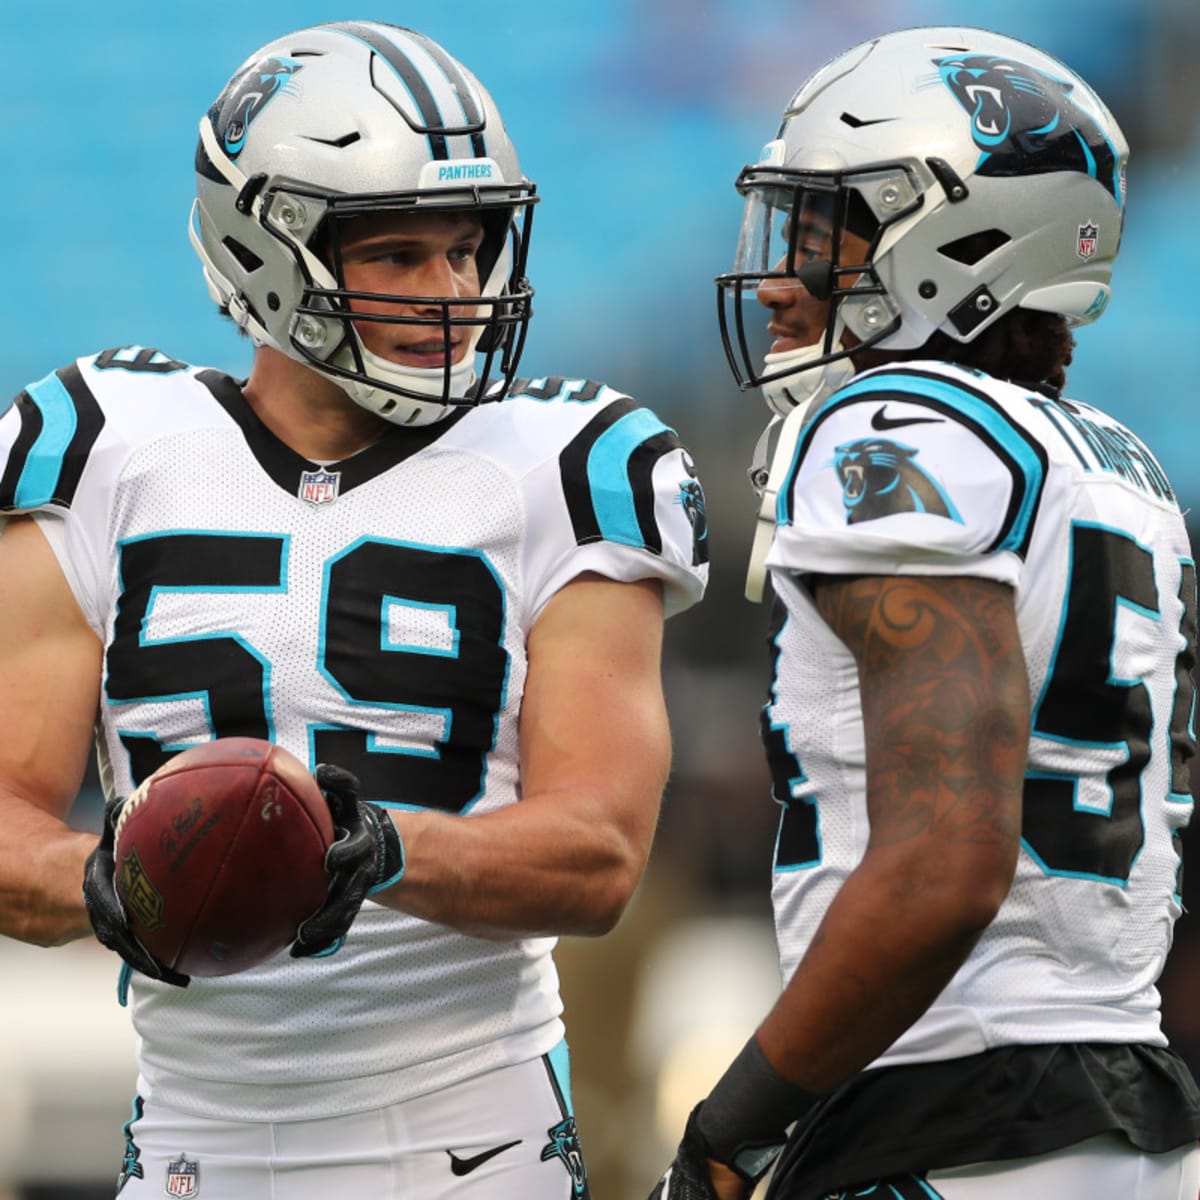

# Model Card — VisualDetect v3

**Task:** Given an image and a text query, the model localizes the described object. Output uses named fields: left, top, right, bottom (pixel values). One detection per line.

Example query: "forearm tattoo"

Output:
left=813, top=574, right=1029, bottom=850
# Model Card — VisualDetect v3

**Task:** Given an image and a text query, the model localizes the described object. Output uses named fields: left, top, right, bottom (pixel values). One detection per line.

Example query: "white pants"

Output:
left=114, top=1049, right=588, bottom=1199
left=824, top=1135, right=1200, bottom=1199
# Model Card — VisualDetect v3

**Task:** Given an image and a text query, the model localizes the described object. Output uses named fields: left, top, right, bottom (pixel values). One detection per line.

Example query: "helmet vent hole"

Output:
left=938, top=230, right=1011, bottom=266
left=267, top=293, right=281, bottom=312
left=223, top=237, right=264, bottom=273
left=379, top=398, right=398, bottom=415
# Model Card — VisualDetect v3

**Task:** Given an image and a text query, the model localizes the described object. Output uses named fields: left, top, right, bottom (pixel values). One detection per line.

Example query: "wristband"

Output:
left=696, top=1035, right=824, bottom=1183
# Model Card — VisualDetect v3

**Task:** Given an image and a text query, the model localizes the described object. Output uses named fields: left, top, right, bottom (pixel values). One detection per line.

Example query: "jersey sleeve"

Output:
left=1, top=361, right=108, bottom=515
left=518, top=387, right=709, bottom=621
left=765, top=366, right=1048, bottom=585
left=1, top=358, right=121, bottom=632
left=2, top=349, right=198, bottom=634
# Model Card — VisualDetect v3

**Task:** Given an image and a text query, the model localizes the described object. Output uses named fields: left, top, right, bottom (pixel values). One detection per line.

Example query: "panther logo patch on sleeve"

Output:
left=832, top=438, right=962, bottom=525
left=677, top=453, right=709, bottom=566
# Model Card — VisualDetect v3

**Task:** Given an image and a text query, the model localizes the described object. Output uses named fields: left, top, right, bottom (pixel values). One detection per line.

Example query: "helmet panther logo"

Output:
left=833, top=438, right=961, bottom=525
left=934, top=54, right=1120, bottom=202
left=215, top=56, right=304, bottom=160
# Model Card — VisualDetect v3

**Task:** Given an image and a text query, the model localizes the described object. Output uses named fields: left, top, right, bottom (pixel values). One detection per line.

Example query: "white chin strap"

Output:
left=330, top=339, right=479, bottom=428
left=744, top=410, right=805, bottom=603
left=745, top=332, right=857, bottom=602
left=760, top=335, right=857, bottom=420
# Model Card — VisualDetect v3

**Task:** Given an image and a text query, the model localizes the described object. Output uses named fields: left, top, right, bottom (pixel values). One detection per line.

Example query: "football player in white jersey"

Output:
left=648, top=25, right=1200, bottom=1200
left=0, top=22, right=708, bottom=1200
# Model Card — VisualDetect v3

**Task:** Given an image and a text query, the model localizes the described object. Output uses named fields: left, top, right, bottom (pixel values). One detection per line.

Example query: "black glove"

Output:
left=82, top=794, right=190, bottom=988
left=290, top=763, right=406, bottom=959
left=647, top=1105, right=726, bottom=1200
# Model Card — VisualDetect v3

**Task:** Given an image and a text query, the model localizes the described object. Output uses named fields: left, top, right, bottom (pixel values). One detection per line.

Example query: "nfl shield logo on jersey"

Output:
left=298, top=468, right=341, bottom=505
left=164, top=1153, right=199, bottom=1197
left=1077, top=220, right=1099, bottom=260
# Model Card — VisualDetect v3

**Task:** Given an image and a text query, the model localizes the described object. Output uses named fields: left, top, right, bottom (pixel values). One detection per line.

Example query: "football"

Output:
left=113, top=738, right=334, bottom=977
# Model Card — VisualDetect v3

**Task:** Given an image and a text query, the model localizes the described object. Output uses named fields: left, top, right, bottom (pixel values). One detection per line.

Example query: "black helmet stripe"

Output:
left=407, top=31, right=485, bottom=129
left=323, top=22, right=487, bottom=160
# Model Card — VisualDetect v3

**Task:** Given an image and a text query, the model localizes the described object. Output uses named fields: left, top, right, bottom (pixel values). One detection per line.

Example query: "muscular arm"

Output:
left=756, top=573, right=1029, bottom=1089
left=0, top=516, right=105, bottom=946
left=371, top=572, right=671, bottom=939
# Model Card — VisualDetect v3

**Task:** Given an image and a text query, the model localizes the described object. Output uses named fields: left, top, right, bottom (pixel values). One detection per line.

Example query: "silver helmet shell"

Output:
left=718, top=26, right=1129, bottom=417
left=191, top=21, right=538, bottom=426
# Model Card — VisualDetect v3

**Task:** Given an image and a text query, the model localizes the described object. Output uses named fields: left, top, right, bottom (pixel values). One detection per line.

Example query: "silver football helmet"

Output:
left=718, top=26, right=1129, bottom=418
left=190, top=21, right=538, bottom=426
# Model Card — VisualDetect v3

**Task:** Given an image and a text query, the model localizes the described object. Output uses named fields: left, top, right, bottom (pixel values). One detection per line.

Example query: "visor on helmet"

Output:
left=718, top=161, right=916, bottom=398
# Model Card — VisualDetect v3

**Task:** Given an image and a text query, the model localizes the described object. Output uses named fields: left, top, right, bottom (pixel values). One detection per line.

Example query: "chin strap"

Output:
left=759, top=318, right=855, bottom=419
left=745, top=407, right=809, bottom=603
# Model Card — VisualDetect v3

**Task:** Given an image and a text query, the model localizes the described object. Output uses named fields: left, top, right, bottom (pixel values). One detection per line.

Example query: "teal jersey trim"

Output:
left=780, top=370, right=1045, bottom=554
left=588, top=408, right=674, bottom=546
left=15, top=371, right=79, bottom=508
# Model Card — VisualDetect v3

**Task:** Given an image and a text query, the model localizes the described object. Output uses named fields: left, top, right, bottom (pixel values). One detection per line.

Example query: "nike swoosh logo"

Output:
left=447, top=1140, right=522, bottom=1176
left=870, top=405, right=945, bottom=431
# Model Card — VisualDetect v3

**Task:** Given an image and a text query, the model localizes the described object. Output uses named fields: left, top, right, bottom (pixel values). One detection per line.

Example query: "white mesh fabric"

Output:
left=765, top=362, right=1190, bottom=1063
left=1, top=353, right=706, bottom=1120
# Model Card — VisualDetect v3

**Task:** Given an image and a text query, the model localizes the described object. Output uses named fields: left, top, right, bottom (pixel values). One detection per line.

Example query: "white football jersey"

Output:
left=0, top=347, right=708, bottom=1120
left=761, top=360, right=1194, bottom=1065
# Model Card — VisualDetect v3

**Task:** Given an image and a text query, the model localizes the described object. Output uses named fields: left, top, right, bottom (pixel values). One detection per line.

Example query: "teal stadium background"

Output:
left=3, top=3, right=1199, bottom=1198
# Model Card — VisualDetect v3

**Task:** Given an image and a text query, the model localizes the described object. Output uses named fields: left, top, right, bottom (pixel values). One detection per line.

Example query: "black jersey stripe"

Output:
left=0, top=364, right=105, bottom=511
left=626, top=430, right=684, bottom=555
left=0, top=391, right=43, bottom=509
left=53, top=363, right=107, bottom=508
left=783, top=367, right=1048, bottom=560
left=558, top=398, right=682, bottom=552
left=560, top=397, right=637, bottom=544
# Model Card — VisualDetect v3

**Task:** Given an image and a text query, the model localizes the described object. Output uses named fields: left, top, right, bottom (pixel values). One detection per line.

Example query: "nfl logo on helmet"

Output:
left=299, top=468, right=341, bottom=505
left=165, top=1153, right=199, bottom=1196
left=1077, top=221, right=1099, bottom=260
